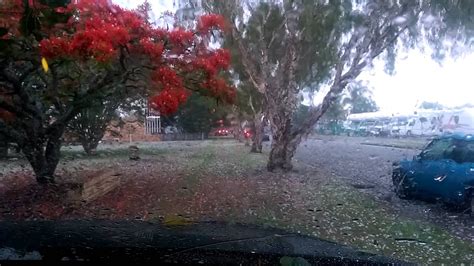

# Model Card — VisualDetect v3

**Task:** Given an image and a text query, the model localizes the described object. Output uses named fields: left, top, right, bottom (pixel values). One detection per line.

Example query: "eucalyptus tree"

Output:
left=206, top=0, right=474, bottom=171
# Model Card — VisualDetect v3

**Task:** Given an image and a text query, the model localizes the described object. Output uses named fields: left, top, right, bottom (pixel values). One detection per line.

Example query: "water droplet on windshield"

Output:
left=392, top=16, right=407, bottom=25
left=422, top=14, right=436, bottom=23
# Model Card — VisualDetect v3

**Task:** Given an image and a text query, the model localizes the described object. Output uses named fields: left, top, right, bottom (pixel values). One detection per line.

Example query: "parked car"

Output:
left=370, top=120, right=392, bottom=137
left=392, top=133, right=474, bottom=212
left=242, top=128, right=252, bottom=139
left=343, top=121, right=362, bottom=136
left=214, top=128, right=230, bottom=136
left=241, top=128, right=270, bottom=141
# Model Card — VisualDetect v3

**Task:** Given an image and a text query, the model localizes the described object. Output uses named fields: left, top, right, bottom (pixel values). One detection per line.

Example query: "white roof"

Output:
left=347, top=111, right=400, bottom=121
left=347, top=108, right=474, bottom=122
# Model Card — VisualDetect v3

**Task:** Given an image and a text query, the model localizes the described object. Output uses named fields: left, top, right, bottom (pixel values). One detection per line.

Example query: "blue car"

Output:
left=392, top=133, right=474, bottom=212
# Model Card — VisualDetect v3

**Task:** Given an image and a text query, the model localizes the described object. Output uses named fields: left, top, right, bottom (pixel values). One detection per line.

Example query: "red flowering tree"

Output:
left=0, top=0, right=235, bottom=183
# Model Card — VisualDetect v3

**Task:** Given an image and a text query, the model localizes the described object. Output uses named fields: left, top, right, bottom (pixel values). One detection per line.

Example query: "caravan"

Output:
left=394, top=116, right=441, bottom=136
left=345, top=112, right=393, bottom=136
left=399, top=109, right=474, bottom=136
left=345, top=108, right=474, bottom=137
left=439, top=108, right=474, bottom=134
left=389, top=110, right=445, bottom=136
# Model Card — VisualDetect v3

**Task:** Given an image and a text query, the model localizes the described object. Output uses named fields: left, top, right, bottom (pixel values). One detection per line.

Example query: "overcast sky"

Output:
left=362, top=52, right=474, bottom=113
left=114, top=0, right=474, bottom=113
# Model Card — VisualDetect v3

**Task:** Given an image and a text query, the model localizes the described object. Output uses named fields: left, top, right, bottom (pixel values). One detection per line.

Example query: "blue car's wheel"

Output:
left=469, top=195, right=474, bottom=215
left=464, top=189, right=473, bottom=214
left=447, top=193, right=473, bottom=213
left=392, top=170, right=411, bottom=199
left=471, top=195, right=474, bottom=214
left=448, top=189, right=474, bottom=213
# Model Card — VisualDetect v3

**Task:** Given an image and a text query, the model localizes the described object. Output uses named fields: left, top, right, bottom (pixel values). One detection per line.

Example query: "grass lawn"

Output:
left=0, top=139, right=472, bottom=264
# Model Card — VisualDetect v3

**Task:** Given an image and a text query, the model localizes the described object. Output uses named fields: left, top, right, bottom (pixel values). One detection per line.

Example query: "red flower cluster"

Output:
left=10, top=0, right=236, bottom=115
left=139, top=38, right=164, bottom=60
left=153, top=67, right=183, bottom=89
left=149, top=88, right=189, bottom=115
left=193, top=49, right=231, bottom=76
left=40, top=1, right=136, bottom=62
left=149, top=67, right=190, bottom=115
left=168, top=28, right=195, bottom=48
left=39, top=37, right=70, bottom=59
left=208, top=49, right=231, bottom=70
left=197, top=14, right=227, bottom=33
left=201, top=77, right=236, bottom=104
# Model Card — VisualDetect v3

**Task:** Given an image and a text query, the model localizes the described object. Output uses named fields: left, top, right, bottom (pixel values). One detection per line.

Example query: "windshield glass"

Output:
left=0, top=0, right=473, bottom=264
left=421, top=138, right=453, bottom=160
left=446, top=139, right=474, bottom=163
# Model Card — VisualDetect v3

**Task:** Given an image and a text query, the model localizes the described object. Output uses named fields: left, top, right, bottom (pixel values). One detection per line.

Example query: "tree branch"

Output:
left=290, top=5, right=419, bottom=142
left=0, top=68, right=41, bottom=119
left=231, top=24, right=266, bottom=93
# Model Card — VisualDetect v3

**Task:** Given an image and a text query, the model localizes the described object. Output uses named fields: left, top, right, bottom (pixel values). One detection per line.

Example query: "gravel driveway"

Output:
left=294, top=136, right=474, bottom=243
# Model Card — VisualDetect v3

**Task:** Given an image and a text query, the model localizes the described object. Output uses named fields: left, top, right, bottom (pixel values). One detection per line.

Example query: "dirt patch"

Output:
left=81, top=170, right=121, bottom=201
left=0, top=182, right=81, bottom=220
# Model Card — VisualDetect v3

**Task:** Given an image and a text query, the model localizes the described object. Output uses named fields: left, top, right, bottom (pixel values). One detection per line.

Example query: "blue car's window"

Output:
left=463, top=143, right=474, bottom=163
left=421, top=138, right=453, bottom=160
left=448, top=140, right=474, bottom=164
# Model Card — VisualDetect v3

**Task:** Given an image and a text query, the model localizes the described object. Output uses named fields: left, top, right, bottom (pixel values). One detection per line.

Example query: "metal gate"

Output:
left=145, top=116, right=161, bottom=135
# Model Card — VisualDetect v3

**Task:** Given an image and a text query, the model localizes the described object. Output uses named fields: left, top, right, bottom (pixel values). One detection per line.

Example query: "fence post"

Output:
left=159, top=133, right=215, bottom=141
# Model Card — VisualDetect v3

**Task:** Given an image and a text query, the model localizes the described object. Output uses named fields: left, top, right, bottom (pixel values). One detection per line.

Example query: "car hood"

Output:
left=0, top=220, right=407, bottom=264
left=393, top=159, right=414, bottom=171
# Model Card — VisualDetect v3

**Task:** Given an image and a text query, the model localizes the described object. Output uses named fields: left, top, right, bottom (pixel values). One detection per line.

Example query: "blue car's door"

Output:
left=442, top=161, right=474, bottom=204
left=441, top=141, right=474, bottom=204
left=406, top=137, right=453, bottom=200
left=407, top=159, right=451, bottom=201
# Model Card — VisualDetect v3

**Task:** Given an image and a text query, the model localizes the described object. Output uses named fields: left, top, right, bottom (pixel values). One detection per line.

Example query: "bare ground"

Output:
left=0, top=139, right=473, bottom=264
